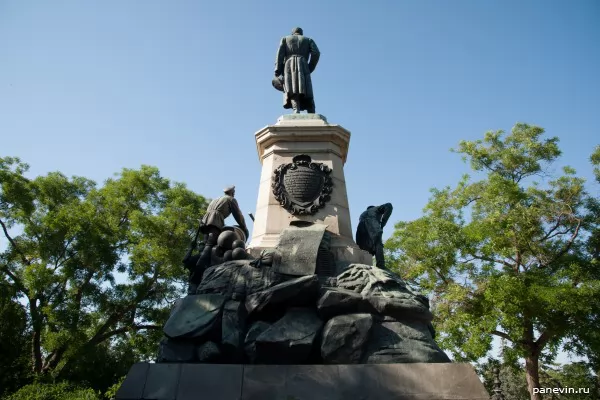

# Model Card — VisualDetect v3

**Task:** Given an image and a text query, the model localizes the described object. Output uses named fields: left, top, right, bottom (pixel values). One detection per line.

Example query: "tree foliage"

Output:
left=386, top=125, right=600, bottom=399
left=0, top=156, right=207, bottom=387
left=477, top=357, right=530, bottom=400
left=477, top=358, right=599, bottom=400
left=0, top=278, right=31, bottom=397
left=2, top=382, right=100, bottom=400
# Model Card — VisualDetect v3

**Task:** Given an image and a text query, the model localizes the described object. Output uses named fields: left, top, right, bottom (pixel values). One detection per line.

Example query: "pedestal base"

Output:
left=248, top=234, right=372, bottom=274
left=116, top=362, right=490, bottom=400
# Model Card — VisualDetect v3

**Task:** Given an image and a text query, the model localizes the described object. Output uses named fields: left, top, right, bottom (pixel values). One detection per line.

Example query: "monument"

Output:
left=115, top=28, right=490, bottom=400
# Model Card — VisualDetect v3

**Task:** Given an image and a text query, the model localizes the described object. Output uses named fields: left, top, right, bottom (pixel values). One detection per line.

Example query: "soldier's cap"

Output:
left=367, top=206, right=376, bottom=209
left=291, top=27, right=303, bottom=35
left=224, top=185, right=235, bottom=194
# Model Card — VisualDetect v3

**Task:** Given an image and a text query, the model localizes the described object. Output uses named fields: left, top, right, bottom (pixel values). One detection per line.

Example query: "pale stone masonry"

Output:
left=248, top=114, right=371, bottom=268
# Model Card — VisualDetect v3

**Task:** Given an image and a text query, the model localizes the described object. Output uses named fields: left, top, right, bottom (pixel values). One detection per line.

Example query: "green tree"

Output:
left=0, top=157, right=207, bottom=384
left=477, top=358, right=599, bottom=400
left=0, top=277, right=31, bottom=397
left=58, top=340, right=136, bottom=394
left=386, top=125, right=600, bottom=399
left=569, top=145, right=600, bottom=371
left=543, top=362, right=599, bottom=399
left=477, top=357, right=530, bottom=400
left=3, top=381, right=100, bottom=400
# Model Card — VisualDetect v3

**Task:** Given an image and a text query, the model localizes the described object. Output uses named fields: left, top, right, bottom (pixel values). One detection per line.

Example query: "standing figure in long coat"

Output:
left=356, top=203, right=394, bottom=269
left=274, top=27, right=320, bottom=113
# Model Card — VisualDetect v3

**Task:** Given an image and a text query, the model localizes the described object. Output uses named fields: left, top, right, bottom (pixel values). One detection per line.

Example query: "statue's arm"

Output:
left=230, top=198, right=248, bottom=234
left=379, top=203, right=393, bottom=228
left=308, top=39, right=320, bottom=73
left=275, top=37, right=286, bottom=76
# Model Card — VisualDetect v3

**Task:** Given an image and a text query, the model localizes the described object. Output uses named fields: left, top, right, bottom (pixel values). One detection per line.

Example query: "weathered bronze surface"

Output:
left=201, top=186, right=249, bottom=241
left=271, top=155, right=333, bottom=215
left=274, top=27, right=320, bottom=113
left=273, top=223, right=327, bottom=276
left=356, top=203, right=394, bottom=269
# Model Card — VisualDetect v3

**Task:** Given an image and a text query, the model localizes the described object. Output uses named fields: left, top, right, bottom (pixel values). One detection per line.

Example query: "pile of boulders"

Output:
left=158, top=260, right=450, bottom=365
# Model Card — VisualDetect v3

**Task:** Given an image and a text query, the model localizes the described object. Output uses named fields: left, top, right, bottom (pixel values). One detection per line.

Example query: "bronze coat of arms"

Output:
left=271, top=154, right=333, bottom=215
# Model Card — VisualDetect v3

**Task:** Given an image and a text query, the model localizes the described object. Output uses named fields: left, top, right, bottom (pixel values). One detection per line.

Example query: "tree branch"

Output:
left=0, top=218, right=32, bottom=266
left=46, top=277, right=69, bottom=304
left=542, top=227, right=574, bottom=242
left=491, top=330, right=514, bottom=342
left=539, top=219, right=581, bottom=269
left=0, top=218, right=30, bottom=295
left=539, top=213, right=565, bottom=242
left=91, top=324, right=162, bottom=344
left=431, top=266, right=451, bottom=286
left=53, top=236, right=75, bottom=270
left=117, top=210, right=130, bottom=228
left=86, top=270, right=159, bottom=348
left=71, top=269, right=96, bottom=328
left=465, top=197, right=482, bottom=206
left=535, top=329, right=554, bottom=350
left=471, top=253, right=515, bottom=270
left=29, top=300, right=43, bottom=374
left=42, top=345, right=68, bottom=373
left=49, top=270, right=160, bottom=374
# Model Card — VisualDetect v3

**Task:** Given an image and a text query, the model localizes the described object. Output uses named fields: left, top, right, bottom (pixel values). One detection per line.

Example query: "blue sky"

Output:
left=1, top=1, right=598, bottom=242
left=1, top=0, right=598, bottom=364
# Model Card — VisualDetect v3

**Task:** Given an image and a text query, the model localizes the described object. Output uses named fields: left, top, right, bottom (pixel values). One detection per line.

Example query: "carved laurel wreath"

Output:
left=271, top=154, right=333, bottom=215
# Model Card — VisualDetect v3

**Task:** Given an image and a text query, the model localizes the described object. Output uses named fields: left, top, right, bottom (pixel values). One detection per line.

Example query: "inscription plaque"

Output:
left=271, top=154, right=333, bottom=215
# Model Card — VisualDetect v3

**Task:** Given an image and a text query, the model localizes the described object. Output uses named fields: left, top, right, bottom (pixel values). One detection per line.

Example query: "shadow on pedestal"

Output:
left=116, top=362, right=490, bottom=400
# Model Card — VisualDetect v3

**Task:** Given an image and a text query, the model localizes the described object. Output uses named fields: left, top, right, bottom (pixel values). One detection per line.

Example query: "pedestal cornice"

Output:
left=255, top=120, right=351, bottom=164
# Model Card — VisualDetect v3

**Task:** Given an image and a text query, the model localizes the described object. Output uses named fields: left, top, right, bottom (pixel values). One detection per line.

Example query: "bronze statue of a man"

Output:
left=356, top=203, right=393, bottom=269
left=183, top=185, right=248, bottom=295
left=200, top=186, right=249, bottom=242
left=274, top=27, right=320, bottom=113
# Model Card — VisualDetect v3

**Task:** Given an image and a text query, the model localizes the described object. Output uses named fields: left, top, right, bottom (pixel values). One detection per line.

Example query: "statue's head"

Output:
left=291, top=27, right=303, bottom=35
left=367, top=206, right=376, bottom=210
left=224, top=185, right=235, bottom=197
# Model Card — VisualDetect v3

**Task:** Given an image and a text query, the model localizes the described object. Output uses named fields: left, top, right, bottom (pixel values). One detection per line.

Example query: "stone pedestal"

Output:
left=116, top=362, right=491, bottom=400
left=248, top=114, right=371, bottom=266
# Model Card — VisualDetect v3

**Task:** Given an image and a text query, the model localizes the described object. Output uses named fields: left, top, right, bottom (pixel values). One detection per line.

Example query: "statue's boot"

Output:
left=306, top=98, right=316, bottom=114
left=375, top=243, right=386, bottom=269
left=291, top=97, right=301, bottom=113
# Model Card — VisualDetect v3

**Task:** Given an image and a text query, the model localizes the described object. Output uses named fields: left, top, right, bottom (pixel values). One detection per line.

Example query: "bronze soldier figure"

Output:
left=182, top=186, right=249, bottom=294
left=274, top=27, right=320, bottom=113
left=356, top=203, right=393, bottom=269
left=200, top=185, right=249, bottom=242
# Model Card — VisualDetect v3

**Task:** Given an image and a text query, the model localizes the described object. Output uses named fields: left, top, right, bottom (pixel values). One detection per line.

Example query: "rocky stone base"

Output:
left=157, top=262, right=450, bottom=365
left=115, top=362, right=490, bottom=400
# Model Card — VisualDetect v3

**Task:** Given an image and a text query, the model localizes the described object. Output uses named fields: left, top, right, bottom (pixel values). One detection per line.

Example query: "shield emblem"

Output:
left=272, top=155, right=333, bottom=215
left=283, top=164, right=324, bottom=205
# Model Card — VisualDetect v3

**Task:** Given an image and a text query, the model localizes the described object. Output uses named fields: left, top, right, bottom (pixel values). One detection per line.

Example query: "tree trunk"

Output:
left=525, top=354, right=541, bottom=400
left=29, top=299, right=43, bottom=374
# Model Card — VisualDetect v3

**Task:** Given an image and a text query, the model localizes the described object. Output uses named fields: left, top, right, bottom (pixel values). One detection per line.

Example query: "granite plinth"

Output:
left=115, top=362, right=490, bottom=400
left=249, top=115, right=356, bottom=253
